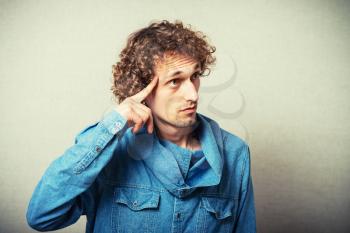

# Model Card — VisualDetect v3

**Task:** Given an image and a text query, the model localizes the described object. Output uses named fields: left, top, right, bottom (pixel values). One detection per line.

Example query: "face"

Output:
left=146, top=53, right=201, bottom=128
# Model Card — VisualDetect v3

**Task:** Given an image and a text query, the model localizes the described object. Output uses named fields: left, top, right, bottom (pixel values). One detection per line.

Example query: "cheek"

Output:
left=148, top=94, right=170, bottom=112
left=147, top=88, right=181, bottom=113
left=157, top=96, right=178, bottom=116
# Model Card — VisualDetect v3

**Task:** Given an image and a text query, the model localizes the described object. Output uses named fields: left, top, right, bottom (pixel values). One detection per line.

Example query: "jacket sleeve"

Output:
left=233, top=144, right=257, bottom=233
left=26, top=110, right=127, bottom=232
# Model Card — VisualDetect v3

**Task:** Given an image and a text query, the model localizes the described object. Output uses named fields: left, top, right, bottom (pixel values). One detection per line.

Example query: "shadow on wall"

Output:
left=200, top=53, right=249, bottom=142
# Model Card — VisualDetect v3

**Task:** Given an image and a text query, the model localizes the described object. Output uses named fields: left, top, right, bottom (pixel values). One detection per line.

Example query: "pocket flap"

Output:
left=201, top=196, right=236, bottom=220
left=114, top=187, right=160, bottom=211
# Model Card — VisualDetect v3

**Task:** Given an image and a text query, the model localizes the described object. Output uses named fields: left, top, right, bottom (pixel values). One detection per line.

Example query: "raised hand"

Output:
left=115, top=76, right=158, bottom=134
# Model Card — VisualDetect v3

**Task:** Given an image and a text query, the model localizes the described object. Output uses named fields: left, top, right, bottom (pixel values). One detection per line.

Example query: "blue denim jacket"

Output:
left=26, top=110, right=256, bottom=233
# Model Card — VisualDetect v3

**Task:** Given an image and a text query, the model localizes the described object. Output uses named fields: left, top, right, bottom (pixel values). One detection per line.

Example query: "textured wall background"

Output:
left=0, top=0, right=349, bottom=232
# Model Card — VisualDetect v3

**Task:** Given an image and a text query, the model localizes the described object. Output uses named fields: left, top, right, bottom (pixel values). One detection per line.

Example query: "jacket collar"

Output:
left=126, top=113, right=224, bottom=198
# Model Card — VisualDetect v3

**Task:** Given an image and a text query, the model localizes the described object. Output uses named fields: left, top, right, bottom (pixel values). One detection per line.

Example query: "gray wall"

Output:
left=1, top=0, right=349, bottom=232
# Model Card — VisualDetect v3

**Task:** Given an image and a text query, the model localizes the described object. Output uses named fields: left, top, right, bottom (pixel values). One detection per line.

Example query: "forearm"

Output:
left=26, top=110, right=127, bottom=231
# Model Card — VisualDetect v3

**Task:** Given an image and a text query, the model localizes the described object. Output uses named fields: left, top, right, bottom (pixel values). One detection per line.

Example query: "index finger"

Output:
left=131, top=76, right=159, bottom=102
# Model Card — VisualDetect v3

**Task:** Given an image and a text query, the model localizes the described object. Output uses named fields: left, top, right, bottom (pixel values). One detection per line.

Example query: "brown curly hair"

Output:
left=111, top=20, right=216, bottom=103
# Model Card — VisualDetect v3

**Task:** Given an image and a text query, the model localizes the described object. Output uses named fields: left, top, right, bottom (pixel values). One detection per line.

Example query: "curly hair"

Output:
left=111, top=20, right=216, bottom=103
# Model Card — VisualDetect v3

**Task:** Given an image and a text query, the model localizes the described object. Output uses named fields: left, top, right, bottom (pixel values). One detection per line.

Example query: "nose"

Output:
left=183, top=80, right=199, bottom=102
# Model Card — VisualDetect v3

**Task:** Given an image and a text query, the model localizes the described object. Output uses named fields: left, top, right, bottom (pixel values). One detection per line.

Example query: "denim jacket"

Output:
left=26, top=110, right=256, bottom=233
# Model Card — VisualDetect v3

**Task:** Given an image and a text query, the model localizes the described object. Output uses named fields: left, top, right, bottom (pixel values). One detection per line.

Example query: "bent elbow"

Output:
left=26, top=215, right=45, bottom=232
left=26, top=208, right=51, bottom=232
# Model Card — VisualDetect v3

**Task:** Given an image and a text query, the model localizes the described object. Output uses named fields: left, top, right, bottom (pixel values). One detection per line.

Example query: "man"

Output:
left=27, top=20, right=256, bottom=233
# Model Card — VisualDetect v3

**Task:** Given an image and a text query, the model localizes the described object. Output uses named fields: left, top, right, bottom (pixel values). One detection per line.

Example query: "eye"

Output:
left=190, top=72, right=201, bottom=81
left=169, top=78, right=180, bottom=86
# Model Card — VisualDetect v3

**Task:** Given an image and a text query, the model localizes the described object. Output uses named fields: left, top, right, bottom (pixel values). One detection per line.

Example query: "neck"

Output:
left=154, top=117, right=200, bottom=150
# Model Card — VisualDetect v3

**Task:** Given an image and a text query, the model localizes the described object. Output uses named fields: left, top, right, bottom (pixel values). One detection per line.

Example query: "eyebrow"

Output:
left=167, top=63, right=201, bottom=78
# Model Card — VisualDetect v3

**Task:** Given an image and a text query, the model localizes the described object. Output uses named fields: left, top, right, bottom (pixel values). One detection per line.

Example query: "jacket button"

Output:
left=132, top=201, right=138, bottom=206
left=109, top=121, right=123, bottom=134
left=95, top=146, right=101, bottom=153
left=115, top=121, right=123, bottom=131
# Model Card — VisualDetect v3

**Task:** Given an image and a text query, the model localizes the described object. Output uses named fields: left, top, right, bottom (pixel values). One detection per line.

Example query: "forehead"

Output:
left=154, top=53, right=200, bottom=78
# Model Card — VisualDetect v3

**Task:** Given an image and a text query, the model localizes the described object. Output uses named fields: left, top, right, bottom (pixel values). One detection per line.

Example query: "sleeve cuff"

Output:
left=100, top=109, right=128, bottom=136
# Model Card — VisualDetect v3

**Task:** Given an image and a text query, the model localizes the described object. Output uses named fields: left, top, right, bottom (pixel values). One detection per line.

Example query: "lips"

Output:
left=181, top=106, right=197, bottom=113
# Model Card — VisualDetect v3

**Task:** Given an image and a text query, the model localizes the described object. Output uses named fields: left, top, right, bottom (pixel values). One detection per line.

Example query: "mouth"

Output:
left=180, top=105, right=197, bottom=114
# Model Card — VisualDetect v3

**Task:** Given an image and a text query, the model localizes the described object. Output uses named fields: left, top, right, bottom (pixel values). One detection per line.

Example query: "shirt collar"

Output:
left=126, top=113, right=224, bottom=197
left=196, top=113, right=224, bottom=181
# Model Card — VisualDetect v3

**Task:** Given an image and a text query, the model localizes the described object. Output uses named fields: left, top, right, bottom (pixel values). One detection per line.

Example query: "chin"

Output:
left=173, top=116, right=197, bottom=128
left=157, top=112, right=197, bottom=128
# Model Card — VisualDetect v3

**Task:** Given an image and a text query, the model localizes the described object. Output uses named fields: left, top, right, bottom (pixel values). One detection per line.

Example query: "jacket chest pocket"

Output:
left=196, top=196, right=238, bottom=233
left=111, top=186, right=160, bottom=233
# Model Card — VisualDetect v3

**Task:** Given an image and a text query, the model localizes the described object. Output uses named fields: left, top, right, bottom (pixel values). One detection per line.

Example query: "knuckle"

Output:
left=134, top=117, right=143, bottom=124
left=123, top=97, right=131, bottom=103
left=142, top=115, right=148, bottom=122
left=125, top=108, right=133, bottom=118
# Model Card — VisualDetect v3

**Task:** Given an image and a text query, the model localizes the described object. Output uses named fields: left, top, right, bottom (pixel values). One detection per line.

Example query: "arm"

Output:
left=26, top=76, right=158, bottom=231
left=233, top=144, right=257, bottom=233
left=26, top=110, right=127, bottom=231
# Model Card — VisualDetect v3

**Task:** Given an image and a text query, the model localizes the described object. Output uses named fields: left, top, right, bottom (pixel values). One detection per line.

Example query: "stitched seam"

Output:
left=240, top=144, right=250, bottom=193
left=72, top=126, right=114, bottom=174
left=199, top=193, right=238, bottom=200
left=103, top=182, right=164, bottom=192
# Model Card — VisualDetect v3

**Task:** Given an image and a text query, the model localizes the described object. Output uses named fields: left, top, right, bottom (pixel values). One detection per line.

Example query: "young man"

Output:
left=27, top=20, right=256, bottom=233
